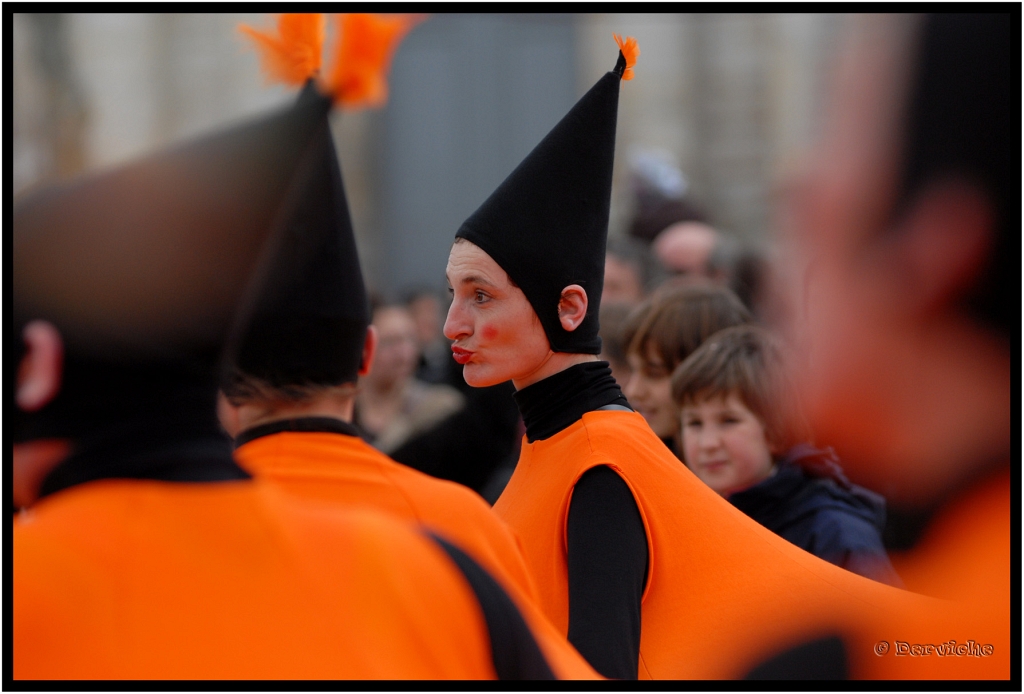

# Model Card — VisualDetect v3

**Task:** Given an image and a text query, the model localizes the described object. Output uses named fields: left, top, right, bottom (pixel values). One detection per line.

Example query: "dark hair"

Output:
left=623, top=284, right=752, bottom=371
left=606, top=235, right=667, bottom=294
left=220, top=366, right=357, bottom=406
left=628, top=196, right=707, bottom=243
left=598, top=302, right=635, bottom=366
left=671, top=325, right=812, bottom=452
left=894, top=14, right=1013, bottom=340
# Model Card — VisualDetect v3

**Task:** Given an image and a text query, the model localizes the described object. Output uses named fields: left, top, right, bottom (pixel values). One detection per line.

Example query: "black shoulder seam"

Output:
left=429, top=534, right=556, bottom=681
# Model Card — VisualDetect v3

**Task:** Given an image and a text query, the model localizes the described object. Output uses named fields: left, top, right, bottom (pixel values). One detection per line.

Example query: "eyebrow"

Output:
left=445, top=273, right=500, bottom=289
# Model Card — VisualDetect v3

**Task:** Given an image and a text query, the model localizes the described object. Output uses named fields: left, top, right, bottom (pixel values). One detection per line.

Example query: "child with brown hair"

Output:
left=621, top=284, right=751, bottom=455
left=671, top=324, right=901, bottom=586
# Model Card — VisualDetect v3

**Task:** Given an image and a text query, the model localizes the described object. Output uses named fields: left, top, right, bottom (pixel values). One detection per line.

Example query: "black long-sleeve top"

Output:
left=513, top=361, right=648, bottom=680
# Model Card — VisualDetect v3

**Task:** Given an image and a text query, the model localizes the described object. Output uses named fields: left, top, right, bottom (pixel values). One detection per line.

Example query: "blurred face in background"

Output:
left=408, top=293, right=443, bottom=348
left=444, top=240, right=552, bottom=388
left=603, top=254, right=645, bottom=305
left=365, top=306, right=420, bottom=390
left=653, top=222, right=718, bottom=279
left=769, top=15, right=1010, bottom=504
left=623, top=342, right=677, bottom=441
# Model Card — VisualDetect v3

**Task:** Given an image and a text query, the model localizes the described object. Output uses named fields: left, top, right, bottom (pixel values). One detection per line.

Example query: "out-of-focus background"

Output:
left=12, top=12, right=843, bottom=298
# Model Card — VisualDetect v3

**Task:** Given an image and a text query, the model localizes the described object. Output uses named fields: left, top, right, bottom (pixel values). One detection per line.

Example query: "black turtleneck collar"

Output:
left=38, top=413, right=249, bottom=502
left=235, top=416, right=360, bottom=447
left=513, top=361, right=631, bottom=443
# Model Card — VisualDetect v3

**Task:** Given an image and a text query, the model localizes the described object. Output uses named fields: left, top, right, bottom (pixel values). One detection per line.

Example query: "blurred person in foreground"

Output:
left=671, top=325, right=901, bottom=586
left=621, top=285, right=752, bottom=458
left=13, top=14, right=597, bottom=680
left=353, top=302, right=465, bottom=454
left=752, top=13, right=1012, bottom=679
left=443, top=35, right=935, bottom=680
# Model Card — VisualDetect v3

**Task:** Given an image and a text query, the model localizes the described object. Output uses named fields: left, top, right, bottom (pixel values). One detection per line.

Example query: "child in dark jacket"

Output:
left=670, top=325, right=901, bottom=586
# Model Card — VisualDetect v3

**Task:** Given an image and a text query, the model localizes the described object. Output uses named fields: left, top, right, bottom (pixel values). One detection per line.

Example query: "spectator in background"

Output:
left=603, top=236, right=665, bottom=306
left=651, top=221, right=720, bottom=281
left=355, top=303, right=465, bottom=455
left=402, top=285, right=450, bottom=385
left=597, top=303, right=634, bottom=388
left=621, top=285, right=751, bottom=457
left=671, top=325, right=901, bottom=586
left=625, top=147, right=707, bottom=244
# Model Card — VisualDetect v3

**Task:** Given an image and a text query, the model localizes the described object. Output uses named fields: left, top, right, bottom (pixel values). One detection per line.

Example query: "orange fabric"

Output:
left=235, top=431, right=536, bottom=600
left=14, top=479, right=499, bottom=679
left=233, top=431, right=598, bottom=679
left=856, top=469, right=1010, bottom=679
left=493, top=410, right=1003, bottom=679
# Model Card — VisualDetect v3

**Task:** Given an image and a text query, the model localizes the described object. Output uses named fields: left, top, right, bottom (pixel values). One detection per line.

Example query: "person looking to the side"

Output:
left=443, top=35, right=933, bottom=680
left=671, top=325, right=901, bottom=586
left=621, top=284, right=751, bottom=458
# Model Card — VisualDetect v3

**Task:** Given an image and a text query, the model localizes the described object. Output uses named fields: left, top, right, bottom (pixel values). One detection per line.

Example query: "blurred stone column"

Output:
left=14, top=13, right=88, bottom=193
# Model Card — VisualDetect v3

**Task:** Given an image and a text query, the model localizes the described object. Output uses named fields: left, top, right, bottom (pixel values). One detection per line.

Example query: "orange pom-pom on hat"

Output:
left=239, top=13, right=327, bottom=86
left=325, top=13, right=425, bottom=108
left=613, top=34, right=640, bottom=81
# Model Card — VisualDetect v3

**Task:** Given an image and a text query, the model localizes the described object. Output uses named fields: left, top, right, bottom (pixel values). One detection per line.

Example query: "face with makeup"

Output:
left=444, top=240, right=594, bottom=390
left=443, top=240, right=554, bottom=389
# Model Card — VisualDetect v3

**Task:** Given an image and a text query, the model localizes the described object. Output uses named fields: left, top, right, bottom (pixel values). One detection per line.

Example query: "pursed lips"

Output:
left=451, top=345, right=474, bottom=364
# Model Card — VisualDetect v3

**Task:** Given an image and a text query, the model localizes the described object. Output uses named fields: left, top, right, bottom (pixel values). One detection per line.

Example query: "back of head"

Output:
left=13, top=91, right=333, bottom=446
left=623, top=284, right=752, bottom=372
left=671, top=325, right=811, bottom=453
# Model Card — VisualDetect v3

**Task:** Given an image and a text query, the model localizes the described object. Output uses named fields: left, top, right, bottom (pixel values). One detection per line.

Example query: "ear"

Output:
left=557, top=285, right=589, bottom=332
left=17, top=321, right=64, bottom=412
left=358, top=325, right=379, bottom=376
left=216, top=391, right=242, bottom=439
left=892, top=178, right=993, bottom=315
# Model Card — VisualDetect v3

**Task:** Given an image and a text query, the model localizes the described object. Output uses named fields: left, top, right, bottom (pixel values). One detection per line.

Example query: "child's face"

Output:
left=680, top=393, right=775, bottom=496
left=623, top=344, right=678, bottom=440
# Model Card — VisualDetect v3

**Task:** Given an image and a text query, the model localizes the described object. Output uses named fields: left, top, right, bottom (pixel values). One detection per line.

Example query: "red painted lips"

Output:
left=451, top=346, right=473, bottom=365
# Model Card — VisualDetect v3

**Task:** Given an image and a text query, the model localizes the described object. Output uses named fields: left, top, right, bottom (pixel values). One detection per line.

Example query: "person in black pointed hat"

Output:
left=12, top=14, right=599, bottom=680
left=443, top=36, right=654, bottom=679
left=216, top=13, right=566, bottom=622
left=442, top=35, right=932, bottom=681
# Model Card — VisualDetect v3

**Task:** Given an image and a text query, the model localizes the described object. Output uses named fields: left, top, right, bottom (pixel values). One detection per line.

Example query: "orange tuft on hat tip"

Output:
left=325, top=13, right=427, bottom=109
left=613, top=34, right=640, bottom=81
left=239, top=13, right=327, bottom=87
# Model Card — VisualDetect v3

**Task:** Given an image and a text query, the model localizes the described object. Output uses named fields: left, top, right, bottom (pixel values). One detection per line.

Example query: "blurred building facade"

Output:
left=13, top=12, right=843, bottom=296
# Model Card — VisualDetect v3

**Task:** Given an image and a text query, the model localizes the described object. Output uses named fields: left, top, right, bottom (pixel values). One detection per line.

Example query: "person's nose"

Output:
left=623, top=372, right=643, bottom=401
left=443, top=300, right=470, bottom=342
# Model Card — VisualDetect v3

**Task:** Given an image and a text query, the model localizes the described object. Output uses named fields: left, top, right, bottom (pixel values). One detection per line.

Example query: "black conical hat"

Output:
left=225, top=86, right=370, bottom=388
left=455, top=51, right=631, bottom=355
left=13, top=89, right=333, bottom=360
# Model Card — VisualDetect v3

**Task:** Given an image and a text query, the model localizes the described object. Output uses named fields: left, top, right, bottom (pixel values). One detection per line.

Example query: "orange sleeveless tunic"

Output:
left=494, top=410, right=998, bottom=679
left=15, top=479, right=501, bottom=679
left=235, top=430, right=536, bottom=601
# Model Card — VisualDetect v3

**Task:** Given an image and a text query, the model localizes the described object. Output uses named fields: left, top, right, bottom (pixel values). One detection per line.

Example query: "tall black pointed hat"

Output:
left=12, top=87, right=334, bottom=446
left=455, top=36, right=639, bottom=355
left=224, top=92, right=369, bottom=388
left=224, top=13, right=421, bottom=391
